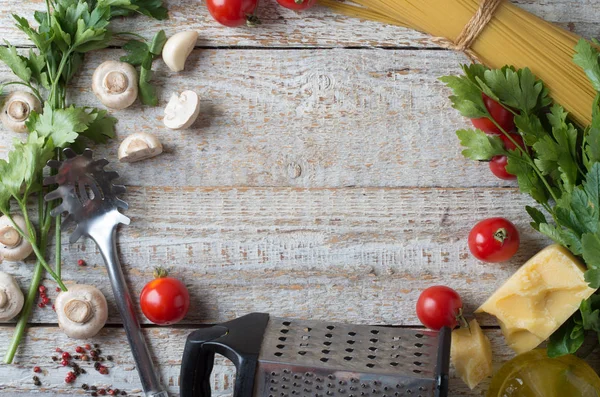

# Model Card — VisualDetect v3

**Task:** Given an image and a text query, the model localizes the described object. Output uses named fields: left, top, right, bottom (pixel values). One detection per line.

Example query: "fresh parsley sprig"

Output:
left=120, top=29, right=167, bottom=106
left=441, top=39, right=600, bottom=358
left=0, top=0, right=166, bottom=364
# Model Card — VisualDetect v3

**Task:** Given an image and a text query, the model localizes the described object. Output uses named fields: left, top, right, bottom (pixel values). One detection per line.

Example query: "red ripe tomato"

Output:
left=206, top=0, right=259, bottom=27
left=489, top=132, right=524, bottom=180
left=489, top=156, right=516, bottom=180
left=140, top=271, right=190, bottom=325
left=471, top=94, right=515, bottom=135
left=276, top=0, right=316, bottom=10
left=416, top=286, right=463, bottom=330
left=468, top=217, right=520, bottom=262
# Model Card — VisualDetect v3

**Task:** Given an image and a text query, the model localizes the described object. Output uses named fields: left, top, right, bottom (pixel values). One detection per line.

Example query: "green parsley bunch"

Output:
left=0, top=0, right=166, bottom=363
left=441, top=39, right=600, bottom=358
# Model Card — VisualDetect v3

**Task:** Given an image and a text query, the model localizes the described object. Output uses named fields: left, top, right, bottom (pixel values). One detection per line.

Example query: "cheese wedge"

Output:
left=476, top=244, right=596, bottom=354
left=451, top=319, right=492, bottom=389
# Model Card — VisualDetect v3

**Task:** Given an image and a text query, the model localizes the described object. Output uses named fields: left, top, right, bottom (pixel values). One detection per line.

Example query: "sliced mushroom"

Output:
left=1, top=91, right=42, bottom=133
left=118, top=132, right=163, bottom=163
left=163, top=90, right=200, bottom=130
left=92, top=61, right=139, bottom=110
left=162, top=31, right=198, bottom=72
left=55, top=284, right=108, bottom=339
left=0, top=214, right=33, bottom=262
left=0, top=272, right=24, bottom=321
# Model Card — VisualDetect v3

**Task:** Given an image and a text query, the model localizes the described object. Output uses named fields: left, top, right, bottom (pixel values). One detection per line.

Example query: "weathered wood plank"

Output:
left=1, top=326, right=598, bottom=396
left=0, top=1, right=598, bottom=48
left=1, top=48, right=518, bottom=188
left=2, top=186, right=548, bottom=326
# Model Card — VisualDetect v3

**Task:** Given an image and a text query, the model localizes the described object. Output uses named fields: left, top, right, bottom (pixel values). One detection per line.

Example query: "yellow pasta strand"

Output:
left=318, top=0, right=595, bottom=127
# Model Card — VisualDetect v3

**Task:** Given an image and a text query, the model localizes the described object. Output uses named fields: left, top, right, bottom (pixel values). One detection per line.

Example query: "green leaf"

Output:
left=482, top=67, right=549, bottom=113
left=149, top=30, right=166, bottom=55
left=139, top=60, right=157, bottom=106
left=506, top=150, right=550, bottom=204
left=581, top=295, right=600, bottom=333
left=571, top=188, right=598, bottom=234
left=133, top=0, right=168, bottom=20
left=526, top=205, right=547, bottom=231
left=582, top=232, right=600, bottom=288
left=439, top=75, right=487, bottom=118
left=13, top=15, right=52, bottom=53
left=0, top=41, right=32, bottom=83
left=25, top=49, right=46, bottom=86
left=548, top=314, right=585, bottom=357
left=80, top=108, right=117, bottom=143
left=539, top=223, right=583, bottom=255
left=584, top=163, right=600, bottom=219
left=514, top=113, right=546, bottom=147
left=120, top=40, right=149, bottom=66
left=456, top=129, right=505, bottom=160
left=26, top=104, right=94, bottom=148
left=574, top=39, right=600, bottom=92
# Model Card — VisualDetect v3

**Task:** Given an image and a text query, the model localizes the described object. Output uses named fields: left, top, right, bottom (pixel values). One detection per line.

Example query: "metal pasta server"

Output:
left=45, top=148, right=168, bottom=397
left=180, top=313, right=451, bottom=397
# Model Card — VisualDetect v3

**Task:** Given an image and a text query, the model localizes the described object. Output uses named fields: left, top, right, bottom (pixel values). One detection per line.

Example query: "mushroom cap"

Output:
left=118, top=132, right=164, bottom=163
left=163, top=90, right=201, bottom=130
left=0, top=214, right=33, bottom=262
left=92, top=61, right=139, bottom=110
left=55, top=284, right=108, bottom=339
left=162, top=31, right=198, bottom=72
left=0, top=271, right=24, bottom=321
left=0, top=91, right=42, bottom=133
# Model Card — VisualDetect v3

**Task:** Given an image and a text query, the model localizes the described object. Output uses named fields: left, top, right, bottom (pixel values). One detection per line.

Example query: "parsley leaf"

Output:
left=582, top=232, right=600, bottom=288
left=121, top=40, right=149, bottom=66
left=547, top=313, right=585, bottom=358
left=483, top=67, right=550, bottom=114
left=0, top=41, right=32, bottom=83
left=574, top=39, right=600, bottom=92
left=455, top=129, right=505, bottom=160
left=526, top=205, right=547, bottom=231
left=438, top=74, right=487, bottom=118
left=26, top=104, right=94, bottom=148
left=580, top=295, right=600, bottom=333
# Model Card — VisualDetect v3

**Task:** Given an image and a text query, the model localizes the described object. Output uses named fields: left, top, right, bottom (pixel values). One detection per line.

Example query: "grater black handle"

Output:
left=434, top=326, right=451, bottom=397
left=180, top=313, right=270, bottom=397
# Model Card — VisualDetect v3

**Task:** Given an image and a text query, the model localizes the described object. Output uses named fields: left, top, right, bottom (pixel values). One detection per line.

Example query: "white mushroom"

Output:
left=0, top=215, right=33, bottom=262
left=163, top=90, right=200, bottom=130
left=118, top=132, right=163, bottom=163
left=0, top=272, right=24, bottom=321
left=92, top=61, right=138, bottom=110
left=1, top=91, right=42, bottom=133
left=162, top=31, right=198, bottom=72
left=55, top=285, right=108, bottom=339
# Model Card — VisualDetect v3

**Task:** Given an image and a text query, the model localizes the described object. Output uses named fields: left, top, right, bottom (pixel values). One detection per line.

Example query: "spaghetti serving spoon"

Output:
left=45, top=148, right=168, bottom=397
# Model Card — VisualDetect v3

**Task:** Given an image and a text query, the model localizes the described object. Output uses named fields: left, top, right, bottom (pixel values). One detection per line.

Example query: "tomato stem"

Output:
left=456, top=308, right=469, bottom=331
left=493, top=228, right=508, bottom=244
left=153, top=267, right=169, bottom=279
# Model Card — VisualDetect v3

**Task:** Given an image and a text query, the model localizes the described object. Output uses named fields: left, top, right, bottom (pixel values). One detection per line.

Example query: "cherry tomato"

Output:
left=489, top=156, right=515, bottom=180
left=489, top=133, right=524, bottom=180
left=206, top=0, right=259, bottom=27
left=416, top=286, right=463, bottom=330
left=140, top=270, right=190, bottom=325
left=276, top=0, right=316, bottom=10
left=471, top=94, right=515, bottom=135
left=468, top=217, right=520, bottom=262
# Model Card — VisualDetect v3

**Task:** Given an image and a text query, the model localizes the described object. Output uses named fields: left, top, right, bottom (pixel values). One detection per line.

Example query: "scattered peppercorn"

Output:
left=38, top=302, right=45, bottom=308
left=90, top=385, right=97, bottom=391
left=74, top=355, right=81, bottom=360
left=91, top=393, right=98, bottom=397
left=90, top=350, right=98, bottom=358
left=38, top=285, right=46, bottom=293
left=108, top=390, right=115, bottom=396
left=81, top=354, right=89, bottom=361
left=33, top=366, right=41, bottom=373
left=62, top=351, right=71, bottom=360
left=99, top=357, right=105, bottom=362
left=56, top=287, right=61, bottom=292
left=120, top=391, right=127, bottom=396
left=55, top=347, right=62, bottom=353
left=32, top=376, right=39, bottom=382
left=98, top=388, right=106, bottom=395
left=80, top=368, right=87, bottom=374
left=78, top=259, right=86, bottom=266
left=94, top=344, right=100, bottom=348
left=82, top=384, right=89, bottom=390
left=34, top=380, right=41, bottom=387
left=61, top=359, right=69, bottom=366
left=94, top=362, right=101, bottom=370
left=51, top=356, right=58, bottom=361
left=52, top=304, right=56, bottom=311
left=84, top=344, right=92, bottom=350
left=95, top=348, right=102, bottom=355
left=99, top=367, right=109, bottom=375
left=41, top=296, right=50, bottom=305
left=106, top=355, right=113, bottom=361
left=113, top=389, right=120, bottom=394
left=76, top=346, right=84, bottom=354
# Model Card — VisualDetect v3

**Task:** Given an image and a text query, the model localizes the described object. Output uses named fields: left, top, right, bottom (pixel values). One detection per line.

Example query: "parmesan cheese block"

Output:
left=451, top=319, right=492, bottom=389
left=476, top=244, right=596, bottom=354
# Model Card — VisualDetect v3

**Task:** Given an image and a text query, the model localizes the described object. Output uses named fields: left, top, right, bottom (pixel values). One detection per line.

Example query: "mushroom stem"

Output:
left=103, top=71, right=129, bottom=95
left=0, top=290, right=7, bottom=308
left=0, top=226, right=21, bottom=248
left=7, top=100, right=30, bottom=122
left=64, top=299, right=93, bottom=324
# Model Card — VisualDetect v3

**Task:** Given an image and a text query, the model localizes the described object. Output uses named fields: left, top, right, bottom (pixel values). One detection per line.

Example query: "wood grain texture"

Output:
left=2, top=186, right=548, bottom=326
left=0, top=0, right=598, bottom=48
left=1, top=47, right=521, bottom=188
left=0, top=326, right=598, bottom=396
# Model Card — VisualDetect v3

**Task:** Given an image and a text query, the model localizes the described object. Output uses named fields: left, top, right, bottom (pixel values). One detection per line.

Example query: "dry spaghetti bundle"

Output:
left=319, top=0, right=595, bottom=127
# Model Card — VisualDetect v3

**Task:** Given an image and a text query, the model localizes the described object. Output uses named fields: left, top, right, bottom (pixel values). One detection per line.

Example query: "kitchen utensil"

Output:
left=45, top=148, right=168, bottom=397
left=180, top=313, right=450, bottom=397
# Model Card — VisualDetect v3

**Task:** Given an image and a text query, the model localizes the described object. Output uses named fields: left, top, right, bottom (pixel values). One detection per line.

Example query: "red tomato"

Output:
left=140, top=272, right=190, bottom=325
left=416, top=286, right=463, bottom=330
left=471, top=94, right=515, bottom=134
left=276, top=0, right=316, bottom=10
left=489, top=133, right=524, bottom=180
left=468, top=217, right=520, bottom=262
left=489, top=156, right=516, bottom=180
left=206, top=0, right=259, bottom=27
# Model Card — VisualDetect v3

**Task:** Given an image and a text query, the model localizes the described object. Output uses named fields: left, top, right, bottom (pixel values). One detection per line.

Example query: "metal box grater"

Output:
left=180, top=313, right=450, bottom=397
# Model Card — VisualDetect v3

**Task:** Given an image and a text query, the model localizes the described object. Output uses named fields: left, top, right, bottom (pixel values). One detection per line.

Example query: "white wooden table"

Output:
left=1, top=0, right=599, bottom=395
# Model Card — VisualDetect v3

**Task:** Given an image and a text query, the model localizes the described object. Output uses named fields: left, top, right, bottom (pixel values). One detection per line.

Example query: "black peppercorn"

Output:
left=82, top=384, right=89, bottom=390
left=91, top=392, right=98, bottom=397
left=107, top=355, right=113, bottom=361
left=90, top=385, right=97, bottom=391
